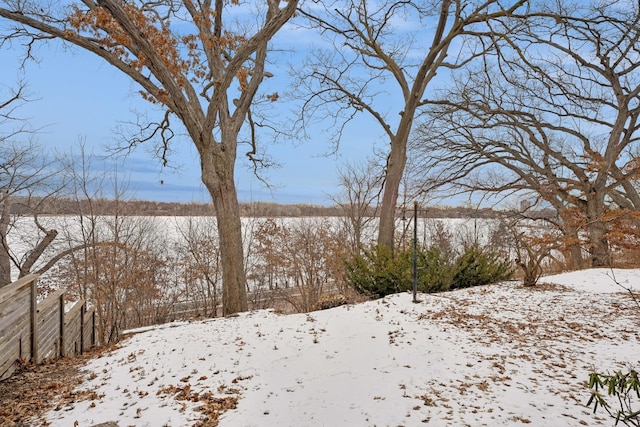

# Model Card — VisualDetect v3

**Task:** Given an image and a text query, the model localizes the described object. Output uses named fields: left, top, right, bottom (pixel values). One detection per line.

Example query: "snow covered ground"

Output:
left=43, top=268, right=640, bottom=426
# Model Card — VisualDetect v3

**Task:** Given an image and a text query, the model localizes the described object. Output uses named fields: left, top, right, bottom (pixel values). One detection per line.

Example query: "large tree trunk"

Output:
left=559, top=221, right=585, bottom=270
left=589, top=229, right=610, bottom=267
left=586, top=192, right=611, bottom=267
left=0, top=195, right=11, bottom=287
left=377, top=130, right=410, bottom=252
left=201, top=150, right=248, bottom=316
left=566, top=242, right=585, bottom=270
left=0, top=248, right=10, bottom=287
left=586, top=219, right=611, bottom=267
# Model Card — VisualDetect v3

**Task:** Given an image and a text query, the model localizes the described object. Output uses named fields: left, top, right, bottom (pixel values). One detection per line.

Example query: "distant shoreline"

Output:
left=8, top=197, right=555, bottom=219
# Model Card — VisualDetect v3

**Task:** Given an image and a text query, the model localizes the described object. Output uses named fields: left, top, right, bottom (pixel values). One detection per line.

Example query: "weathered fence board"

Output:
left=0, top=334, right=21, bottom=378
left=0, top=280, right=31, bottom=339
left=62, top=300, right=95, bottom=357
left=35, top=290, right=64, bottom=364
left=0, top=275, right=96, bottom=381
left=64, top=300, right=83, bottom=356
left=0, top=275, right=33, bottom=304
left=82, top=307, right=96, bottom=352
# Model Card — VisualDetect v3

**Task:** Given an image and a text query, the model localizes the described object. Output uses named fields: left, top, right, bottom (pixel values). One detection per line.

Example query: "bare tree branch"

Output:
left=413, top=1, right=640, bottom=268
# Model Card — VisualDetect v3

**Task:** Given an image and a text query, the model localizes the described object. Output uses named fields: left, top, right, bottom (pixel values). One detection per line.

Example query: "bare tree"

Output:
left=0, top=0, right=298, bottom=314
left=251, top=218, right=289, bottom=292
left=175, top=216, right=221, bottom=318
left=242, top=215, right=276, bottom=310
left=57, top=142, right=108, bottom=300
left=329, top=159, right=381, bottom=254
left=252, top=218, right=348, bottom=313
left=55, top=170, right=178, bottom=343
left=65, top=214, right=174, bottom=343
left=294, top=0, right=527, bottom=253
left=414, top=1, right=640, bottom=268
left=0, top=84, right=70, bottom=286
left=488, top=208, right=560, bottom=287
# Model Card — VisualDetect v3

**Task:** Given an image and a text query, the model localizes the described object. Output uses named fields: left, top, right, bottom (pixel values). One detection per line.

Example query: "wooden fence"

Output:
left=0, top=274, right=96, bottom=381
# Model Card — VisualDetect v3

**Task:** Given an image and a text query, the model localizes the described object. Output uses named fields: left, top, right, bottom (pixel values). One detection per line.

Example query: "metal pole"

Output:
left=413, top=201, right=418, bottom=303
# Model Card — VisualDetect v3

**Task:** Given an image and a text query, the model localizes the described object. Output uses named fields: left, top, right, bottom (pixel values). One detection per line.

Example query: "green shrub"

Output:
left=587, top=367, right=640, bottom=426
left=345, top=243, right=512, bottom=298
left=406, top=245, right=453, bottom=293
left=344, top=245, right=408, bottom=298
left=450, top=244, right=513, bottom=290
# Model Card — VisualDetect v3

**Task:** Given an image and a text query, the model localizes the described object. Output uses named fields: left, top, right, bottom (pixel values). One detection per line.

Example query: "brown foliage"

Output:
left=68, top=4, right=196, bottom=90
left=55, top=217, right=179, bottom=344
left=174, top=217, right=222, bottom=318
left=250, top=218, right=350, bottom=312
left=555, top=206, right=640, bottom=268
left=0, top=349, right=107, bottom=426
left=157, top=384, right=238, bottom=427
left=602, top=209, right=640, bottom=267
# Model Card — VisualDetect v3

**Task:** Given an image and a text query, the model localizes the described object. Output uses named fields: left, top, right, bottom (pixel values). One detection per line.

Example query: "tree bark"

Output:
left=201, top=149, right=248, bottom=315
left=586, top=193, right=611, bottom=267
left=377, top=133, right=408, bottom=251
left=0, top=194, right=11, bottom=287
left=589, top=225, right=610, bottom=267
left=560, top=226, right=585, bottom=271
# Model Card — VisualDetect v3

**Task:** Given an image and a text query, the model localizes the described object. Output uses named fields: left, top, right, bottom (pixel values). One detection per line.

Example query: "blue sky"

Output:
left=0, top=19, right=384, bottom=205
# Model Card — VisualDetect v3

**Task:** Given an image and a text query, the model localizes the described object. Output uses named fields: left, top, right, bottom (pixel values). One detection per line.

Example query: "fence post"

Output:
left=80, top=303, right=85, bottom=354
left=59, top=293, right=65, bottom=358
left=29, top=279, right=38, bottom=363
left=93, top=309, right=97, bottom=347
left=30, top=277, right=38, bottom=363
left=91, top=309, right=96, bottom=347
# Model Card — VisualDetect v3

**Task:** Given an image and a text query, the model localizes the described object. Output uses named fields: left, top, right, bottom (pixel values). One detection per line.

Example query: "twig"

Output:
left=606, top=268, right=640, bottom=310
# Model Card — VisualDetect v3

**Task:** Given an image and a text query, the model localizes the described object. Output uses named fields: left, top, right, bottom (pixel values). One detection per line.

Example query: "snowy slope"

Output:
left=44, top=269, right=640, bottom=426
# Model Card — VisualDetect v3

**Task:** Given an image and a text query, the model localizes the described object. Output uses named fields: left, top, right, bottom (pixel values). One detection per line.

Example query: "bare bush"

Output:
left=59, top=214, right=177, bottom=343
left=251, top=218, right=349, bottom=313
left=174, top=216, right=222, bottom=319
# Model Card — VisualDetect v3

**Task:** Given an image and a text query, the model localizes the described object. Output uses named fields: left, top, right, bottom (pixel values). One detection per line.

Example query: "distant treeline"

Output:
left=9, top=197, right=555, bottom=219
